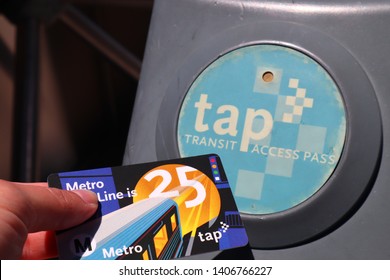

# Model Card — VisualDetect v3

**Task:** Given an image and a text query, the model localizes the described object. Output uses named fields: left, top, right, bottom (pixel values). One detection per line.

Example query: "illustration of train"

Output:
left=57, top=197, right=183, bottom=260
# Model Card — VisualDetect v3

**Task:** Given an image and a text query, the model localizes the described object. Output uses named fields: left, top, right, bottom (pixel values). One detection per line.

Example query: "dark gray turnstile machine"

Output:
left=123, top=0, right=390, bottom=259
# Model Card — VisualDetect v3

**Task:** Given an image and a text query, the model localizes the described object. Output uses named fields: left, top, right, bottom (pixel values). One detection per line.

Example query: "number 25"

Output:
left=146, top=166, right=206, bottom=208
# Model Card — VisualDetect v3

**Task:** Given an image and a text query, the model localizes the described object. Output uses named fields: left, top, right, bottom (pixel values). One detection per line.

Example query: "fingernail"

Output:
left=72, top=190, right=98, bottom=205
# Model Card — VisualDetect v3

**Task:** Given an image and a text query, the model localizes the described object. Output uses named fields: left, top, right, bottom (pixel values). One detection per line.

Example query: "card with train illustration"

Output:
left=48, top=154, right=249, bottom=260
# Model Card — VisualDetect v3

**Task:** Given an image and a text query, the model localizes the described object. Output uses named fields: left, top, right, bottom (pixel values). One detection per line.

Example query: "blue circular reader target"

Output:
left=177, top=44, right=346, bottom=215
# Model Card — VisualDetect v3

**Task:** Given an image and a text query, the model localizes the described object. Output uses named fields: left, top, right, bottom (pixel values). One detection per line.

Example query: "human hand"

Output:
left=0, top=179, right=98, bottom=260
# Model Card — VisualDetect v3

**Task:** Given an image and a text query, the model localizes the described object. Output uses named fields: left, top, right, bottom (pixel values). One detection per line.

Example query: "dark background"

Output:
left=0, top=0, right=154, bottom=181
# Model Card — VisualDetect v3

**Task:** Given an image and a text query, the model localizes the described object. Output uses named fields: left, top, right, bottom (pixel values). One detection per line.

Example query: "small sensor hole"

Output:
left=262, top=71, right=274, bottom=83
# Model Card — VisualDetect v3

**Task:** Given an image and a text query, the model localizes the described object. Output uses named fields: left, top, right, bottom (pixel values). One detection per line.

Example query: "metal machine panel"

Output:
left=123, top=0, right=389, bottom=259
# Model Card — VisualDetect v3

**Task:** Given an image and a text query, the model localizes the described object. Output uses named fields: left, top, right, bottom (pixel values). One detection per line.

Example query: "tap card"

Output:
left=48, top=154, right=249, bottom=260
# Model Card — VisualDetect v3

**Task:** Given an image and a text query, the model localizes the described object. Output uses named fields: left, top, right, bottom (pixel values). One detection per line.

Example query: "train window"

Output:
left=154, top=225, right=168, bottom=257
left=142, top=250, right=150, bottom=260
left=171, top=214, right=177, bottom=231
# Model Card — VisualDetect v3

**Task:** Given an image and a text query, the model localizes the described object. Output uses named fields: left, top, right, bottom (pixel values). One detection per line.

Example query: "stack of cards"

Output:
left=48, top=154, right=249, bottom=260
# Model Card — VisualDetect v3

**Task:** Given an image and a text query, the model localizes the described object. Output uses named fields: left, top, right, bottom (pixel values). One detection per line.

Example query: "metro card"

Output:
left=48, top=154, right=249, bottom=260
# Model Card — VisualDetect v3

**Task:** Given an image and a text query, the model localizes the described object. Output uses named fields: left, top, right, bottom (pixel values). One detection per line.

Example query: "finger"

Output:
left=0, top=180, right=98, bottom=232
left=21, top=231, right=58, bottom=260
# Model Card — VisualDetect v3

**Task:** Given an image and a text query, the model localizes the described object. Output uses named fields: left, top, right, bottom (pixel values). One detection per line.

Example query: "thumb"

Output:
left=1, top=181, right=98, bottom=232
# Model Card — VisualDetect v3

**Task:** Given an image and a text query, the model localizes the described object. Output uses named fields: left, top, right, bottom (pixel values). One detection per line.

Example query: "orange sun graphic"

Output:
left=133, top=164, right=221, bottom=236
